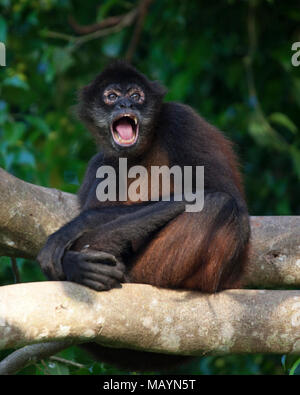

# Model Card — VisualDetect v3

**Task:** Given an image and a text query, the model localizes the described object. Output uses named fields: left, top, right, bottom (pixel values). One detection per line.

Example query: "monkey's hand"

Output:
left=62, top=249, right=126, bottom=291
left=37, top=207, right=131, bottom=281
left=37, top=229, right=84, bottom=281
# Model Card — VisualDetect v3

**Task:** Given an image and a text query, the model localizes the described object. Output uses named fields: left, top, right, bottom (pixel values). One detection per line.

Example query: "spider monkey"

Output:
left=37, top=60, right=250, bottom=371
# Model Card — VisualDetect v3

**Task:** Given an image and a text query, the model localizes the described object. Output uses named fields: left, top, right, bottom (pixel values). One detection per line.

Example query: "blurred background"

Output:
left=0, top=0, right=299, bottom=375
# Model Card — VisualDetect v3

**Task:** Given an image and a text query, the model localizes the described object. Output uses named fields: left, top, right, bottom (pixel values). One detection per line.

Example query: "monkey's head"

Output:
left=78, top=61, right=167, bottom=157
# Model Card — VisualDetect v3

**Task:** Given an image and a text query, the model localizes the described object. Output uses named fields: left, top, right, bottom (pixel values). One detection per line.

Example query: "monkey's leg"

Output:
left=73, top=199, right=187, bottom=256
left=79, top=193, right=249, bottom=371
left=130, top=192, right=250, bottom=292
left=62, top=200, right=187, bottom=290
left=37, top=203, right=153, bottom=280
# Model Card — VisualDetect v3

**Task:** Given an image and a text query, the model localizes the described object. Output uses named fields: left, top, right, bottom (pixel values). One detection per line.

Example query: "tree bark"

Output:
left=0, top=340, right=74, bottom=375
left=0, top=282, right=300, bottom=356
left=0, top=168, right=78, bottom=259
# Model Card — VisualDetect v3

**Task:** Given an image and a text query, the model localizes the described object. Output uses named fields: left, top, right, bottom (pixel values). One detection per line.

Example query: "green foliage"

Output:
left=0, top=0, right=299, bottom=375
left=281, top=355, right=300, bottom=375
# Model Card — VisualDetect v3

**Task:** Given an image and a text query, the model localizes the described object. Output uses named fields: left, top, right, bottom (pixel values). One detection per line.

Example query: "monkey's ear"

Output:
left=150, top=80, right=168, bottom=99
left=78, top=83, right=96, bottom=103
left=75, top=83, right=96, bottom=122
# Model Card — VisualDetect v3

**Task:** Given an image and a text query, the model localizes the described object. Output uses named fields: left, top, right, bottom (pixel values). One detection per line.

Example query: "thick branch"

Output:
left=0, top=168, right=78, bottom=259
left=244, top=216, right=300, bottom=287
left=0, top=282, right=300, bottom=356
left=0, top=167, right=299, bottom=288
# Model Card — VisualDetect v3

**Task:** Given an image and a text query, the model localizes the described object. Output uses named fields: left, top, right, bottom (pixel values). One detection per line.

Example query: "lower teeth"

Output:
left=115, top=133, right=135, bottom=143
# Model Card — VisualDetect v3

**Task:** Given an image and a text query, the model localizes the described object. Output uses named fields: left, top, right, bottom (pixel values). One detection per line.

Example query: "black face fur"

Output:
left=77, top=61, right=167, bottom=157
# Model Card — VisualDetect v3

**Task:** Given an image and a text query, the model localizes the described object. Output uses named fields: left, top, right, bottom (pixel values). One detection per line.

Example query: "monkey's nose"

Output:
left=117, top=99, right=134, bottom=110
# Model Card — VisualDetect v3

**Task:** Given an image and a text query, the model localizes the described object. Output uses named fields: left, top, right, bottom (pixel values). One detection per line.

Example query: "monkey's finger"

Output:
left=80, top=272, right=122, bottom=290
left=80, top=250, right=118, bottom=266
left=79, top=262, right=125, bottom=281
left=82, top=271, right=119, bottom=286
left=78, top=278, right=111, bottom=292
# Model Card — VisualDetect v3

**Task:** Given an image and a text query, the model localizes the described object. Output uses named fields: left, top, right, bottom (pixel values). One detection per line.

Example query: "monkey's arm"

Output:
left=37, top=200, right=185, bottom=283
left=37, top=207, right=115, bottom=280
left=77, top=199, right=187, bottom=256
left=37, top=151, right=142, bottom=280
left=61, top=199, right=186, bottom=291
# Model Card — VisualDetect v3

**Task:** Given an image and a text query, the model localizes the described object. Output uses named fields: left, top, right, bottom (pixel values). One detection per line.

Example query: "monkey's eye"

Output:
left=130, top=92, right=141, bottom=101
left=107, top=93, right=118, bottom=101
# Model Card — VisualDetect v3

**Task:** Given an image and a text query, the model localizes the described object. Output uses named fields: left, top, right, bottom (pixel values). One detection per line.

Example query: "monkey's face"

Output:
left=78, top=63, right=166, bottom=157
left=102, top=83, right=146, bottom=150
left=82, top=82, right=161, bottom=156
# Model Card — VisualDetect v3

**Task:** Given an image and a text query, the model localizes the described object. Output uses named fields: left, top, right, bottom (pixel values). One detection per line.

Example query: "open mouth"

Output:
left=111, top=114, right=139, bottom=147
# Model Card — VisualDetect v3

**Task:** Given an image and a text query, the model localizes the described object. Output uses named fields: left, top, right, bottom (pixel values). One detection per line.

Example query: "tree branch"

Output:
left=68, top=14, right=124, bottom=35
left=0, top=282, right=300, bottom=357
left=0, top=340, right=74, bottom=375
left=10, top=257, right=20, bottom=283
left=125, top=0, right=153, bottom=62
left=43, top=8, right=138, bottom=50
left=0, top=168, right=78, bottom=259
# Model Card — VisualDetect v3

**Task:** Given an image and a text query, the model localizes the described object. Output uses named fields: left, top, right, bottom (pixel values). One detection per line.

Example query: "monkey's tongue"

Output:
left=115, top=119, right=134, bottom=141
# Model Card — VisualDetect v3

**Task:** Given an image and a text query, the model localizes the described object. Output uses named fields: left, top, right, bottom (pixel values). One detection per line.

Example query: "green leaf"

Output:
left=97, top=0, right=120, bottom=20
left=281, top=355, right=287, bottom=372
left=25, top=115, right=51, bottom=136
left=269, top=112, right=298, bottom=134
left=52, top=48, right=74, bottom=74
left=3, top=76, right=29, bottom=90
left=290, top=146, right=300, bottom=179
left=4, top=122, right=26, bottom=143
left=102, top=32, right=124, bottom=57
left=17, top=150, right=35, bottom=167
left=248, top=120, right=271, bottom=147
left=46, top=361, right=70, bottom=375
left=289, top=358, right=300, bottom=375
